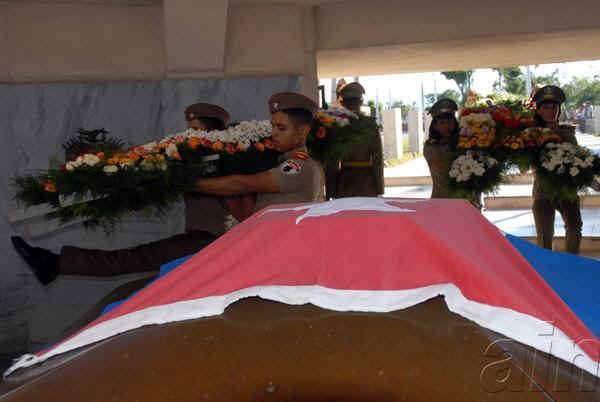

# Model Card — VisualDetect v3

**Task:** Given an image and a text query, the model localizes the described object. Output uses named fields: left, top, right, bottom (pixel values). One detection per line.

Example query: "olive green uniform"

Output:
left=60, top=148, right=324, bottom=276
left=255, top=146, right=325, bottom=211
left=326, top=129, right=384, bottom=199
left=532, top=125, right=582, bottom=254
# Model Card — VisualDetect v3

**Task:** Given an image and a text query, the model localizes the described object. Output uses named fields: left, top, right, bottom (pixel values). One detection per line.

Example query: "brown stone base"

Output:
left=3, top=297, right=598, bottom=401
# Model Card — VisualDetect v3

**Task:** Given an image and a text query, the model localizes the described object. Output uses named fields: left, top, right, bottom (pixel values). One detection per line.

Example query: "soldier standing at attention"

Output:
left=12, top=94, right=324, bottom=284
left=423, top=99, right=481, bottom=209
left=325, top=82, right=384, bottom=199
left=531, top=85, right=582, bottom=254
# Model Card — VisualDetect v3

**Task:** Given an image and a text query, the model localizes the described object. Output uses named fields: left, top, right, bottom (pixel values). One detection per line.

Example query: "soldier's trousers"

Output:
left=59, top=230, right=218, bottom=276
left=532, top=197, right=582, bottom=254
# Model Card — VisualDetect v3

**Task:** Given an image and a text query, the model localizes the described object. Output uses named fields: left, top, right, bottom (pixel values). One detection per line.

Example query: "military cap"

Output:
left=533, top=85, right=566, bottom=105
left=184, top=103, right=231, bottom=127
left=340, top=82, right=365, bottom=99
left=429, top=98, right=458, bottom=118
left=269, top=92, right=318, bottom=115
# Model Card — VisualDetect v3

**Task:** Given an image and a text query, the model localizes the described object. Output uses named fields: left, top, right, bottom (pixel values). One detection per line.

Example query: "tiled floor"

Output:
left=483, top=208, right=599, bottom=237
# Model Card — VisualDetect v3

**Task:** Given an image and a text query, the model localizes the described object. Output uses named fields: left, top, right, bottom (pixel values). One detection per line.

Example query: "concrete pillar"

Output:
left=407, top=109, right=425, bottom=153
left=299, top=6, right=318, bottom=101
left=382, top=108, right=403, bottom=160
left=163, top=0, right=229, bottom=79
left=424, top=113, right=433, bottom=140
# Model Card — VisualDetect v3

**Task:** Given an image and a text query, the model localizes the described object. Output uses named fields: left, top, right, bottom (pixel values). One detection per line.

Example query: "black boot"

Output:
left=11, top=236, right=60, bottom=285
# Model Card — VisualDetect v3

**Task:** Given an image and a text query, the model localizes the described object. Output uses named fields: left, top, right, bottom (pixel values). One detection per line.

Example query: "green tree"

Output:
left=441, top=70, right=474, bottom=107
left=563, top=76, right=600, bottom=109
left=493, top=67, right=525, bottom=95
left=424, top=89, right=460, bottom=108
left=532, top=69, right=560, bottom=88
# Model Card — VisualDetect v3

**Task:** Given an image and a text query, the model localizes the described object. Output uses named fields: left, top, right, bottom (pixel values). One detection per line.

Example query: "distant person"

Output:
left=531, top=85, right=582, bottom=254
left=330, top=78, right=347, bottom=109
left=325, top=82, right=384, bottom=199
left=423, top=99, right=481, bottom=210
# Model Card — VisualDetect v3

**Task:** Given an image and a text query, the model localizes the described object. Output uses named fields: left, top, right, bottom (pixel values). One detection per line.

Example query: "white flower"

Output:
left=569, top=167, right=580, bottom=177
left=143, top=141, right=158, bottom=152
left=542, top=161, right=555, bottom=171
left=486, top=157, right=497, bottom=167
left=65, top=161, right=77, bottom=171
left=82, top=153, right=101, bottom=167
left=165, top=143, right=179, bottom=159
left=474, top=166, right=485, bottom=176
left=585, top=156, right=595, bottom=167
left=103, top=165, right=118, bottom=174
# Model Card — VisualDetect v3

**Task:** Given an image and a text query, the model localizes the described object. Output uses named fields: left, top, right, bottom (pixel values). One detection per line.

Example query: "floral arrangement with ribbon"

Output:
left=534, top=142, right=600, bottom=201
left=448, top=94, right=600, bottom=199
left=307, top=106, right=379, bottom=165
left=13, top=121, right=279, bottom=231
left=449, top=150, right=505, bottom=202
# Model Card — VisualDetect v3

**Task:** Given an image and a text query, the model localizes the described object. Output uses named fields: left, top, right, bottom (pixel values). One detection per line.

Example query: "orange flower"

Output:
left=254, top=142, right=265, bottom=152
left=187, top=137, right=202, bottom=150
left=236, top=143, right=248, bottom=152
left=43, top=181, right=57, bottom=193
left=212, top=141, right=224, bottom=152
left=97, top=152, right=105, bottom=160
left=316, top=126, right=327, bottom=139
left=127, top=151, right=140, bottom=161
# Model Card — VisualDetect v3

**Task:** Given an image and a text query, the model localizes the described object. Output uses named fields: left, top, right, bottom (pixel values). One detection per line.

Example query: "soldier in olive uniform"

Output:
left=325, top=82, right=384, bottom=199
left=531, top=85, right=582, bottom=254
left=12, top=94, right=324, bottom=284
left=194, top=92, right=325, bottom=221
left=423, top=99, right=482, bottom=209
left=12, top=103, right=231, bottom=284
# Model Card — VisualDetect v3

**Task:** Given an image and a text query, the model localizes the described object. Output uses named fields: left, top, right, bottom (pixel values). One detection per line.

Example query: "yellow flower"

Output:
left=510, top=143, right=520, bottom=150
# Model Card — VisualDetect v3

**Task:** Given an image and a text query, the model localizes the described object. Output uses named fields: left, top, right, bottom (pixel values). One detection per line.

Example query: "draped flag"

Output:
left=5, top=197, right=600, bottom=378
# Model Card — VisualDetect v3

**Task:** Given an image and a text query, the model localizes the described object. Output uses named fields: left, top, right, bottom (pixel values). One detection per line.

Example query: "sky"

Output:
left=319, top=59, right=600, bottom=110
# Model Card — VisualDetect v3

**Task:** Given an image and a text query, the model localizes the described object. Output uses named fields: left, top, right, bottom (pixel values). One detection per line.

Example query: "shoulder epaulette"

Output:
left=294, top=151, right=309, bottom=160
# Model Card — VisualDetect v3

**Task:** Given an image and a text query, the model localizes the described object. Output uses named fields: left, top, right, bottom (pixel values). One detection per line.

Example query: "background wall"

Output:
left=0, top=0, right=318, bottom=97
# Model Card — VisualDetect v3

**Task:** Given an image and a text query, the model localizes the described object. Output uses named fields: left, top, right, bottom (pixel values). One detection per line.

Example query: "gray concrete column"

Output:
left=424, top=113, right=433, bottom=140
left=382, top=108, right=403, bottom=160
left=407, top=109, right=425, bottom=153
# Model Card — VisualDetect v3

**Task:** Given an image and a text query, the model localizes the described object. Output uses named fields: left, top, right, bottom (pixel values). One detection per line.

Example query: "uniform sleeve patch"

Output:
left=294, top=151, right=309, bottom=160
left=280, top=159, right=302, bottom=175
